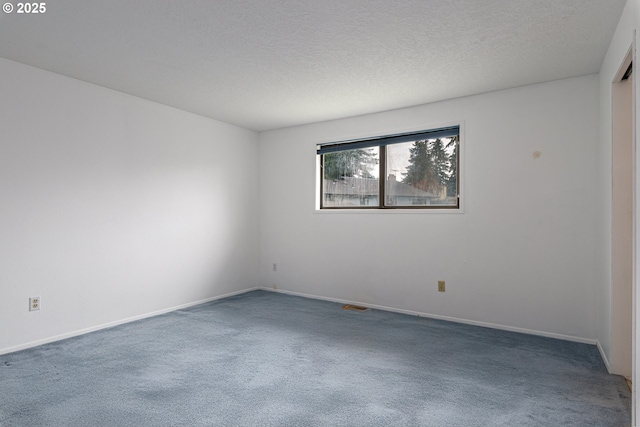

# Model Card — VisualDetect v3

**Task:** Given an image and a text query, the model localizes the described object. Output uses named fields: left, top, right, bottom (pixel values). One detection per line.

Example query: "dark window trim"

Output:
left=317, top=126, right=459, bottom=155
left=318, top=126, right=461, bottom=210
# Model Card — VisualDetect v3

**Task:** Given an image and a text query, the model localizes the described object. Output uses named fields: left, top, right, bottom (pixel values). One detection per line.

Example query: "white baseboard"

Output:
left=0, top=287, right=258, bottom=356
left=259, top=287, right=598, bottom=345
left=597, top=340, right=612, bottom=373
left=2, top=286, right=600, bottom=356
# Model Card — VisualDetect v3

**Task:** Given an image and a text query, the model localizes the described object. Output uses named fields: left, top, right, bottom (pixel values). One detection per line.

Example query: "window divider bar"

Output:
left=379, top=146, right=386, bottom=208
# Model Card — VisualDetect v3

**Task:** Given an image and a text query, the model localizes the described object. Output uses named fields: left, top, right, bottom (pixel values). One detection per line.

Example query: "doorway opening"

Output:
left=611, top=48, right=633, bottom=382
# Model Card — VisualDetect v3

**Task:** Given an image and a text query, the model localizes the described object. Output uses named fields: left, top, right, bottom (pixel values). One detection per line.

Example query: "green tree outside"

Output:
left=403, top=137, right=457, bottom=196
left=323, top=148, right=378, bottom=180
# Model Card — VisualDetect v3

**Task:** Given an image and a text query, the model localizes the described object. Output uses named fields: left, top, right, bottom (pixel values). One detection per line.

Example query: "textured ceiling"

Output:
left=0, top=0, right=626, bottom=131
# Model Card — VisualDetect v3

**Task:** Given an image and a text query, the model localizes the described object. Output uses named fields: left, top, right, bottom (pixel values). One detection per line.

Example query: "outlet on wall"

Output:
left=272, top=263, right=278, bottom=272
left=438, top=281, right=446, bottom=292
left=29, top=296, right=40, bottom=311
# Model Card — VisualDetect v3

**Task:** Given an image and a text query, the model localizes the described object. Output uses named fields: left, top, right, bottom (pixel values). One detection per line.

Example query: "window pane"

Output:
left=385, top=137, right=458, bottom=207
left=322, top=147, right=379, bottom=207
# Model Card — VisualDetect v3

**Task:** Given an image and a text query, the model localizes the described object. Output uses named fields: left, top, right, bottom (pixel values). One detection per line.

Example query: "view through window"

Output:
left=318, top=126, right=459, bottom=209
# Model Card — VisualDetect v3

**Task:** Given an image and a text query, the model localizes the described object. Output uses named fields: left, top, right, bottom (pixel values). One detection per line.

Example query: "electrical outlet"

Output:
left=438, top=281, right=446, bottom=292
left=29, top=297, right=40, bottom=311
left=272, top=263, right=278, bottom=272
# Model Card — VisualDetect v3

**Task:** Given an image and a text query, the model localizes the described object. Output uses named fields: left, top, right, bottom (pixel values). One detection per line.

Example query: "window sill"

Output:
left=313, top=207, right=464, bottom=214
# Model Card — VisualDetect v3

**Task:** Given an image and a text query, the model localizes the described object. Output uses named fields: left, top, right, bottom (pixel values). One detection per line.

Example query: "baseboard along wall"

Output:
left=259, top=287, right=598, bottom=346
left=0, top=287, right=259, bottom=356
left=2, top=285, right=601, bottom=360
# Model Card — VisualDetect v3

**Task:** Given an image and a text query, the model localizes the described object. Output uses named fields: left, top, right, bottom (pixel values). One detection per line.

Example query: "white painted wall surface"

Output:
left=597, top=0, right=635, bottom=371
left=0, top=58, right=259, bottom=353
left=259, top=75, right=599, bottom=341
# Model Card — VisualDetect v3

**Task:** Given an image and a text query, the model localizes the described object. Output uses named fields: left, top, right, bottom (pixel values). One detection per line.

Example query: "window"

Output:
left=318, top=126, right=460, bottom=209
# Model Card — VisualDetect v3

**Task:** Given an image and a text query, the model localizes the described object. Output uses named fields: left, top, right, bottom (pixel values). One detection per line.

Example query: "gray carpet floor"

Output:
left=0, top=290, right=631, bottom=426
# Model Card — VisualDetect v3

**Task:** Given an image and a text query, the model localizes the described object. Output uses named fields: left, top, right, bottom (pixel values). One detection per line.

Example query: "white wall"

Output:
left=0, top=58, right=259, bottom=354
left=259, top=75, right=600, bottom=342
left=597, top=0, right=635, bottom=372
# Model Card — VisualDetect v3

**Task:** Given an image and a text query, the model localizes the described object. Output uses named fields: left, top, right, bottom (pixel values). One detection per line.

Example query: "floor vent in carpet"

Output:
left=342, top=304, right=368, bottom=311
